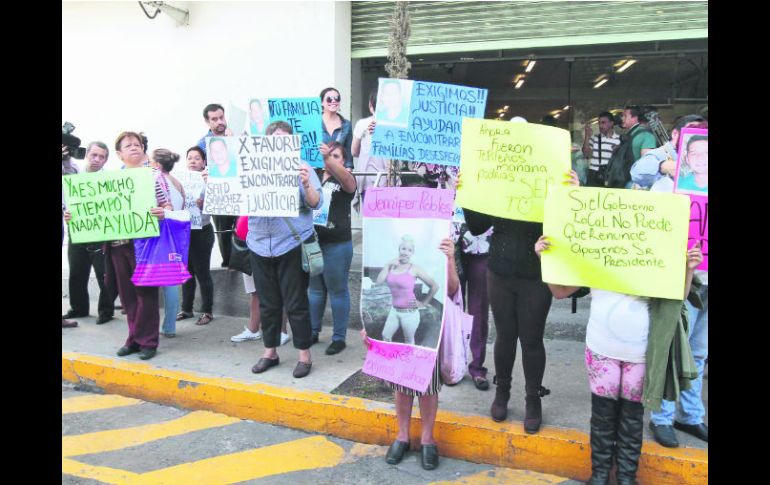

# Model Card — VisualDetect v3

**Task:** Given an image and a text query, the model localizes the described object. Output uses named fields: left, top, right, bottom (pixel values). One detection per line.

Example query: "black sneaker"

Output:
left=325, top=340, right=346, bottom=355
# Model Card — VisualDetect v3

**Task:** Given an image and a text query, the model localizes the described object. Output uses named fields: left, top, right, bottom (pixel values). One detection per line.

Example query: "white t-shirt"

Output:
left=585, top=289, right=650, bottom=363
left=353, top=116, right=389, bottom=192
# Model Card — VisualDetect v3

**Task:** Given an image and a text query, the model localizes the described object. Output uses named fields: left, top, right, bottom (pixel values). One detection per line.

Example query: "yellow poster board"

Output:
left=456, top=118, right=570, bottom=222
left=541, top=186, right=690, bottom=300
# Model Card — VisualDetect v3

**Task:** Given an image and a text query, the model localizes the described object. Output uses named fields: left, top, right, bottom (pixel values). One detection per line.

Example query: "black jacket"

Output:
left=463, top=208, right=543, bottom=280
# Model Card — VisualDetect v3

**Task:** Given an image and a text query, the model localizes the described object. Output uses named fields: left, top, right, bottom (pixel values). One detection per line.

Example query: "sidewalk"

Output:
left=62, top=297, right=707, bottom=485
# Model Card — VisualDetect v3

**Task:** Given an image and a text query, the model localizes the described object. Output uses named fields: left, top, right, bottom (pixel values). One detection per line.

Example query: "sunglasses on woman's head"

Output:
left=325, top=96, right=341, bottom=103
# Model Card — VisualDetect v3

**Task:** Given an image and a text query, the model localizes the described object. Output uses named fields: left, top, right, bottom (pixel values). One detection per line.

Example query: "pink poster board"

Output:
left=361, top=187, right=453, bottom=392
left=673, top=128, right=708, bottom=270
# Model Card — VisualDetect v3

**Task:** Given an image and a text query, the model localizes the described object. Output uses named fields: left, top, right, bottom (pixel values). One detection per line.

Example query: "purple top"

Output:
left=386, top=266, right=416, bottom=309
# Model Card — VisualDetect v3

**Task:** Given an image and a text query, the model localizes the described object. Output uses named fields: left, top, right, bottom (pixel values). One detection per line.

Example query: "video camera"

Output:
left=62, top=121, right=86, bottom=160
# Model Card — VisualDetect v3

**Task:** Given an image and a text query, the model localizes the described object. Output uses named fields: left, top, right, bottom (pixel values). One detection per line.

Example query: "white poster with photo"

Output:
left=202, top=135, right=301, bottom=217
left=175, top=170, right=205, bottom=229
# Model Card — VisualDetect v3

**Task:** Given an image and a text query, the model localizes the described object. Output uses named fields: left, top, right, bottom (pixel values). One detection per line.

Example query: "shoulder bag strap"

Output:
left=282, top=217, right=301, bottom=242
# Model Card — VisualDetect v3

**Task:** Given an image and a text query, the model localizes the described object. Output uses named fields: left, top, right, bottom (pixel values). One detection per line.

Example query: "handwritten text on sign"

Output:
left=203, top=135, right=301, bottom=217
left=363, top=340, right=439, bottom=393
left=268, top=97, right=323, bottom=167
left=175, top=170, right=205, bottom=229
left=362, top=186, right=455, bottom=220
left=370, top=79, right=487, bottom=166
left=541, top=187, right=690, bottom=300
left=455, top=118, right=571, bottom=222
left=62, top=167, right=159, bottom=243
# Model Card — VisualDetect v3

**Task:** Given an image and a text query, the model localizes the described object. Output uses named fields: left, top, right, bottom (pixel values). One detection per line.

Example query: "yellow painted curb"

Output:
left=62, top=352, right=707, bottom=484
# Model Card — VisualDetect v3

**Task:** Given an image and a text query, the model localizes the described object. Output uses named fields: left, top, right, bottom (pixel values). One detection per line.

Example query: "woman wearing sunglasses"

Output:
left=320, top=87, right=353, bottom=169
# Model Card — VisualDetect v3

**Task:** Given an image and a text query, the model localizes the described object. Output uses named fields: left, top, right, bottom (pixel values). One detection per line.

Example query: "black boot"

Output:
left=490, top=376, right=512, bottom=422
left=586, top=394, right=620, bottom=485
left=523, top=385, right=550, bottom=434
left=615, top=398, right=644, bottom=485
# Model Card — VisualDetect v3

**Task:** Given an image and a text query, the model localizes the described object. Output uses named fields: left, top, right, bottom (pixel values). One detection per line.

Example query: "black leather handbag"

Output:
left=228, top=233, right=253, bottom=276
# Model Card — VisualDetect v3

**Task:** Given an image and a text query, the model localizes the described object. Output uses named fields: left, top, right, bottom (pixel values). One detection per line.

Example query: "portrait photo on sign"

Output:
left=245, top=98, right=270, bottom=136
left=361, top=217, right=447, bottom=350
left=375, top=78, right=414, bottom=128
left=206, top=137, right=238, bottom=178
left=674, top=132, right=708, bottom=195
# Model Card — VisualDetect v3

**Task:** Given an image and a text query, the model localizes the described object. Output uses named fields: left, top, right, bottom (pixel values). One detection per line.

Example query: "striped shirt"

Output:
left=588, top=132, right=621, bottom=170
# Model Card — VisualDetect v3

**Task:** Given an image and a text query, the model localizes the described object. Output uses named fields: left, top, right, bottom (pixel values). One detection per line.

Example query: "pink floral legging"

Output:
left=585, top=347, right=645, bottom=403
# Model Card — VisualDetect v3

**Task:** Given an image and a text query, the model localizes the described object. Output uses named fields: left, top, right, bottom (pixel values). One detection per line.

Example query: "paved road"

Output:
left=62, top=384, right=582, bottom=485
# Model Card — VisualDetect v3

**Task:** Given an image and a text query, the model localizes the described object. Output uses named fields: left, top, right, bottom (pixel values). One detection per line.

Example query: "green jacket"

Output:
left=643, top=276, right=703, bottom=411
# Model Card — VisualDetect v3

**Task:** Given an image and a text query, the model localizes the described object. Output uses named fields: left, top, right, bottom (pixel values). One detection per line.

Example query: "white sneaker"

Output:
left=280, top=332, right=291, bottom=346
left=231, top=327, right=262, bottom=342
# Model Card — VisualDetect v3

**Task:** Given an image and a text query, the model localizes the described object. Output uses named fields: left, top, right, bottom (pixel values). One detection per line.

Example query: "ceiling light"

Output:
left=525, top=60, right=536, bottom=73
left=553, top=113, right=561, bottom=119
left=616, top=59, right=637, bottom=73
left=594, top=74, right=607, bottom=83
left=499, top=113, right=505, bottom=118
left=515, top=79, right=525, bottom=89
left=594, top=78, right=608, bottom=88
left=504, top=105, right=510, bottom=110
left=563, top=105, right=570, bottom=110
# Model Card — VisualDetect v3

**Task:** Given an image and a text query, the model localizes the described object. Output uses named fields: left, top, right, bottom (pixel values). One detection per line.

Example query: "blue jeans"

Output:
left=651, top=284, right=708, bottom=425
left=162, top=286, right=180, bottom=334
left=308, top=240, right=353, bottom=342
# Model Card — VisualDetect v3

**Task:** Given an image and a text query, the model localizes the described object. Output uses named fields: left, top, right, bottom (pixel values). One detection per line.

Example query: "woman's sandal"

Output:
left=196, top=313, right=214, bottom=326
left=176, top=311, right=194, bottom=321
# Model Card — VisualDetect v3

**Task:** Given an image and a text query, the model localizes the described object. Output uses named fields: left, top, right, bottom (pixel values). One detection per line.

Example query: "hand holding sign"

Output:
left=687, top=241, right=703, bottom=270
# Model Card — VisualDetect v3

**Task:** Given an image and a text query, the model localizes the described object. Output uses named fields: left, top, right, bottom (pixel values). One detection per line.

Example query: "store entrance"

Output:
left=355, top=38, right=707, bottom=137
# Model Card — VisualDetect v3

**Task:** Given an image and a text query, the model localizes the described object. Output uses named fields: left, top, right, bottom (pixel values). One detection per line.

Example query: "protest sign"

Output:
left=244, top=98, right=271, bottom=136
left=370, top=79, right=487, bottom=166
left=361, top=187, right=452, bottom=392
left=455, top=118, right=571, bottom=222
left=62, top=167, right=160, bottom=244
left=268, top=97, right=323, bottom=167
left=673, top=128, right=708, bottom=270
left=175, top=170, right=205, bottom=229
left=541, top=186, right=690, bottom=300
left=202, top=135, right=301, bottom=217
left=313, top=185, right=333, bottom=227
left=687, top=195, right=708, bottom=270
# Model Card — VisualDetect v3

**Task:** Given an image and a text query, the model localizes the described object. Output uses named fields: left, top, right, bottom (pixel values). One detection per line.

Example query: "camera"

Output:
left=62, top=121, right=86, bottom=160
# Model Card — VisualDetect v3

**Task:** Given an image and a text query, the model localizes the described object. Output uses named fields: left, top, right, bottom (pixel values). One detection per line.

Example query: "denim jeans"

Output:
left=309, top=240, right=353, bottom=342
left=162, top=286, right=180, bottom=334
left=651, top=284, right=708, bottom=425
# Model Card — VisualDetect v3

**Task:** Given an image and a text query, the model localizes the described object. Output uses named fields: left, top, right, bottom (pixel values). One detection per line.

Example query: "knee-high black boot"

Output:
left=615, top=398, right=644, bottom=485
left=586, top=394, right=620, bottom=485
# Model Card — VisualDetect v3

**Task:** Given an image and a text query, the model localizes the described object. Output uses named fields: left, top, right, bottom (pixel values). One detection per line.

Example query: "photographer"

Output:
left=62, top=141, right=117, bottom=325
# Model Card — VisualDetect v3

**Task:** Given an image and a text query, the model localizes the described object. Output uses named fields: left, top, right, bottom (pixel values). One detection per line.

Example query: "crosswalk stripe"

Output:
left=132, top=436, right=345, bottom=485
left=61, top=458, right=141, bottom=484
left=63, top=436, right=346, bottom=485
left=428, top=467, right=571, bottom=485
left=62, top=394, right=143, bottom=414
left=62, top=410, right=240, bottom=458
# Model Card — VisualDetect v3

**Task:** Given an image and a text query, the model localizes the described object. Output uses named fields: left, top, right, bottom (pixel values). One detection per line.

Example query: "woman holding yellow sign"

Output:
left=534, top=235, right=702, bottom=485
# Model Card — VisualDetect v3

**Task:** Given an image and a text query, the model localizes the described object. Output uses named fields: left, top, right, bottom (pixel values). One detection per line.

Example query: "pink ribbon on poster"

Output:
left=363, top=340, right=437, bottom=393
left=362, top=187, right=455, bottom=220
